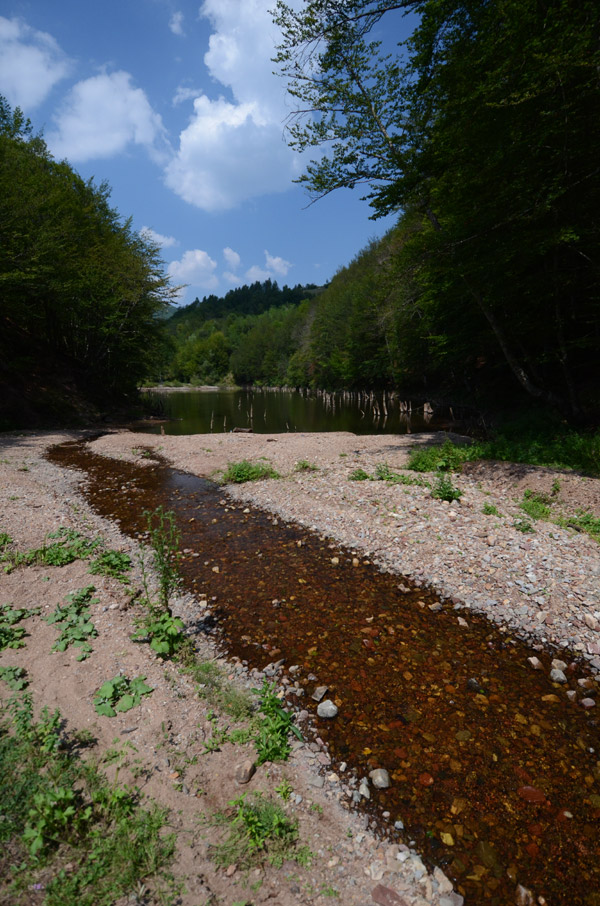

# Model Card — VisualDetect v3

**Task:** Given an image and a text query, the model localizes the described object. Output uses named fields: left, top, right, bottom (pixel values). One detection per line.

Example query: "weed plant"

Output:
left=254, top=681, right=302, bottom=765
left=221, top=460, right=280, bottom=483
left=519, top=489, right=552, bottom=520
left=0, top=692, right=176, bottom=905
left=294, top=460, right=318, bottom=472
left=2, top=528, right=100, bottom=573
left=89, top=550, right=132, bottom=582
left=45, top=586, right=98, bottom=661
left=0, top=604, right=34, bottom=651
left=559, top=510, right=600, bottom=542
left=374, top=463, right=429, bottom=487
left=142, top=507, right=181, bottom=612
left=93, top=675, right=153, bottom=718
left=212, top=793, right=308, bottom=870
left=0, top=666, right=29, bottom=690
left=348, top=468, right=371, bottom=481
left=482, top=503, right=500, bottom=516
left=431, top=473, right=463, bottom=502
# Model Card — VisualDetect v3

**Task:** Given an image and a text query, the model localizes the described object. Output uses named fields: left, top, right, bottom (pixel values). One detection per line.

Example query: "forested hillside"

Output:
left=160, top=0, right=599, bottom=424
left=0, top=99, right=175, bottom=428
left=270, top=0, right=600, bottom=422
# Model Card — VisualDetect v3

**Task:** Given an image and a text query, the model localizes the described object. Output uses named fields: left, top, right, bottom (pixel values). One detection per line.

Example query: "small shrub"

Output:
left=408, top=439, right=475, bottom=473
left=93, top=675, right=153, bottom=718
left=348, top=468, right=371, bottom=481
left=221, top=460, right=280, bottom=483
left=213, top=793, right=303, bottom=869
left=431, top=473, right=463, bottom=502
left=294, top=460, right=318, bottom=472
left=482, top=503, right=500, bottom=516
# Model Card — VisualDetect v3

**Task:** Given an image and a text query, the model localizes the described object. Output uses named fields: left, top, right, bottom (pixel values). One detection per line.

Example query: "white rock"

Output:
left=317, top=699, right=339, bottom=718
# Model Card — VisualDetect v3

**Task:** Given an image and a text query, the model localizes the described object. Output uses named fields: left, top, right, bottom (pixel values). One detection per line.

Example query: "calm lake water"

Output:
left=141, top=387, right=460, bottom=435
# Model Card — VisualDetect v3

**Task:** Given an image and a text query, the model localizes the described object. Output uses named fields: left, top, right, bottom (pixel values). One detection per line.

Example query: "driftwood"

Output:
left=232, top=427, right=253, bottom=433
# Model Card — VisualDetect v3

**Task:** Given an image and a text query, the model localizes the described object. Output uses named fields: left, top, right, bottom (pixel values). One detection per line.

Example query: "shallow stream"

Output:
left=48, top=439, right=600, bottom=906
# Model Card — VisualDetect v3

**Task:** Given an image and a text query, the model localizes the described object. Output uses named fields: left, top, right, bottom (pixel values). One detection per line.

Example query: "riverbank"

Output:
left=1, top=429, right=466, bottom=906
left=1, top=428, right=599, bottom=906
left=93, top=428, right=600, bottom=666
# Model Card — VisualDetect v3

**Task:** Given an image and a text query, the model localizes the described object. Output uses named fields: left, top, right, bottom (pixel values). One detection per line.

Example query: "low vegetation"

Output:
left=0, top=692, right=176, bottom=906
left=221, top=460, right=280, bottom=483
left=45, top=586, right=98, bottom=661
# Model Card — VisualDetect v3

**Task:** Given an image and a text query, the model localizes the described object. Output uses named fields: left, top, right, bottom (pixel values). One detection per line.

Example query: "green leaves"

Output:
left=253, top=681, right=302, bottom=765
left=46, top=585, right=98, bottom=661
left=93, top=675, right=153, bottom=718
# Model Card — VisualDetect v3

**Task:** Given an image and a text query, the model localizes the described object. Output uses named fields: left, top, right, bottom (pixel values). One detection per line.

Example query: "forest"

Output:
left=161, top=0, right=599, bottom=424
left=1, top=0, right=599, bottom=428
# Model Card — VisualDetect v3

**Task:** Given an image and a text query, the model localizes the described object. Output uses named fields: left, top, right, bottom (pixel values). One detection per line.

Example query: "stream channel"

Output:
left=48, top=439, right=600, bottom=906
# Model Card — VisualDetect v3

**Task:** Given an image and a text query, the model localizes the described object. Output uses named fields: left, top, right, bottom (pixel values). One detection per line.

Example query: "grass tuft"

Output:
left=221, top=460, right=280, bottom=483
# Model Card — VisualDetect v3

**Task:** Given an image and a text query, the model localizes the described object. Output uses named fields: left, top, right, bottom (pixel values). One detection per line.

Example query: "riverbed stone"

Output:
left=234, top=760, right=256, bottom=784
left=550, top=668, right=567, bottom=684
left=312, top=685, right=328, bottom=702
left=369, top=768, right=391, bottom=789
left=317, top=699, right=338, bottom=718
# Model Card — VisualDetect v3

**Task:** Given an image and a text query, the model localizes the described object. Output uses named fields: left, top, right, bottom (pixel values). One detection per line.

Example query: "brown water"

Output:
left=48, top=440, right=600, bottom=906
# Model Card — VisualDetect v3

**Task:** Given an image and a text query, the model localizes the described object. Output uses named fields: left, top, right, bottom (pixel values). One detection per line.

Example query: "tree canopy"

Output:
left=0, top=98, right=176, bottom=425
left=273, top=0, right=600, bottom=421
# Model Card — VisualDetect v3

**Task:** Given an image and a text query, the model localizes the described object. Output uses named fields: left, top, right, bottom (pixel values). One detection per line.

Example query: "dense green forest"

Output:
left=159, top=0, right=599, bottom=424
left=0, top=99, right=175, bottom=428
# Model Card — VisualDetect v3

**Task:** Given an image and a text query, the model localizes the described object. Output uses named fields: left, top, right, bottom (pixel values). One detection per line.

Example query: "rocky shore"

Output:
left=1, top=427, right=599, bottom=906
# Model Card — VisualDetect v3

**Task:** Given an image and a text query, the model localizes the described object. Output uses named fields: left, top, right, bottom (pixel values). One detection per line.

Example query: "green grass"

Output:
left=0, top=693, right=176, bottom=906
left=294, top=460, right=318, bottom=472
left=89, top=550, right=132, bottom=582
left=406, top=429, right=600, bottom=478
left=1, top=528, right=101, bottom=574
left=254, top=680, right=302, bottom=765
left=221, top=460, right=280, bottom=483
left=185, top=659, right=254, bottom=721
left=519, top=489, right=552, bottom=521
left=212, top=792, right=310, bottom=870
left=482, top=503, right=500, bottom=516
left=558, top=510, right=600, bottom=542
left=348, top=468, right=371, bottom=481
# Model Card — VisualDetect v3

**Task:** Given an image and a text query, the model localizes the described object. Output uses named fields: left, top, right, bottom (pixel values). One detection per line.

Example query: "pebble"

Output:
left=234, top=760, right=256, bottom=784
left=317, top=699, right=339, bottom=718
left=369, top=768, right=391, bottom=789
left=580, top=697, right=596, bottom=709
left=550, top=668, right=567, bottom=684
left=358, top=778, right=370, bottom=799
left=312, top=685, right=328, bottom=702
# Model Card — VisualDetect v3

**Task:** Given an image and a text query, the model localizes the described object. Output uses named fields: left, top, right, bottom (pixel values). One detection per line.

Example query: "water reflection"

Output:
left=140, top=387, right=460, bottom=436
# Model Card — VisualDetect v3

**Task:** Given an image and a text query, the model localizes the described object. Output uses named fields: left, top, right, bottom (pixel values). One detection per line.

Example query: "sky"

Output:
left=1, top=0, right=415, bottom=305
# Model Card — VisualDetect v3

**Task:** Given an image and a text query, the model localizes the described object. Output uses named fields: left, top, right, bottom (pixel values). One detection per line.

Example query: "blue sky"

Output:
left=1, top=0, right=414, bottom=305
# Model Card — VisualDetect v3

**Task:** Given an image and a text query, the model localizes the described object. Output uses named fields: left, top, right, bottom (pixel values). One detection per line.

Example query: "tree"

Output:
left=0, top=97, right=177, bottom=414
left=273, top=1, right=600, bottom=420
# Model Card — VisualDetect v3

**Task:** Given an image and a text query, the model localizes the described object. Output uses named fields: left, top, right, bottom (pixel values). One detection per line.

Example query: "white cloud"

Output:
left=141, top=227, right=178, bottom=248
left=0, top=16, right=70, bottom=110
left=173, top=84, right=202, bottom=105
left=245, top=265, right=271, bottom=283
left=265, top=250, right=291, bottom=277
left=223, top=247, right=241, bottom=269
left=47, top=71, right=167, bottom=163
left=223, top=271, right=244, bottom=286
left=168, top=249, right=218, bottom=291
left=165, top=0, right=299, bottom=211
left=244, top=250, right=292, bottom=283
left=169, top=11, right=184, bottom=36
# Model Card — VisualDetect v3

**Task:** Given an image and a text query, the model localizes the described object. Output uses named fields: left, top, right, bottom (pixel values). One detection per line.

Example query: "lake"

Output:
left=140, top=387, right=462, bottom=435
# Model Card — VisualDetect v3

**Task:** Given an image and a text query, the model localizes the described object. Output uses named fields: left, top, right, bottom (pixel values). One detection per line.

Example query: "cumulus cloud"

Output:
left=168, top=249, right=218, bottom=291
left=265, top=250, right=291, bottom=277
left=47, top=71, right=166, bottom=163
left=244, top=250, right=292, bottom=283
left=223, top=247, right=241, bottom=270
left=0, top=16, right=71, bottom=110
left=165, top=0, right=298, bottom=211
left=169, top=11, right=184, bottom=36
left=140, top=227, right=178, bottom=248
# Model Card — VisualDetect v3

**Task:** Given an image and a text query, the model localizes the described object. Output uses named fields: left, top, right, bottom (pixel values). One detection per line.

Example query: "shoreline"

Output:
left=91, top=428, right=600, bottom=670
